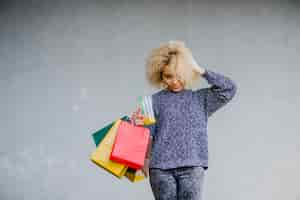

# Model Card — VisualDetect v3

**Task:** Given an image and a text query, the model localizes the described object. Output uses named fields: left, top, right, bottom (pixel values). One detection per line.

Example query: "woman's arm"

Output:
left=130, top=108, right=156, bottom=156
left=130, top=112, right=155, bottom=177
left=201, top=69, right=238, bottom=117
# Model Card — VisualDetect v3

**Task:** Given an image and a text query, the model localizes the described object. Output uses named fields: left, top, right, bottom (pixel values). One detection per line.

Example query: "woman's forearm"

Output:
left=202, top=68, right=237, bottom=101
left=145, top=135, right=153, bottom=159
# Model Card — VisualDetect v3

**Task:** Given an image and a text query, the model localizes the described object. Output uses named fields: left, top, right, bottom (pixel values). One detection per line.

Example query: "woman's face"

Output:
left=161, top=65, right=184, bottom=92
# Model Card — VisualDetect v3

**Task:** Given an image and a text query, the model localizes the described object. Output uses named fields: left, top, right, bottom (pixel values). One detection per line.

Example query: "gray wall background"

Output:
left=1, top=0, right=299, bottom=199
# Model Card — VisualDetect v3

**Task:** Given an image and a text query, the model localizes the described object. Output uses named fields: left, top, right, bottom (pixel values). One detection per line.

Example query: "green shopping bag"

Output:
left=92, top=116, right=129, bottom=146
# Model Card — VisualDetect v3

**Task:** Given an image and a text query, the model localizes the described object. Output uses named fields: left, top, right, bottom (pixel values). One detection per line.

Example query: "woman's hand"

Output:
left=130, top=107, right=145, bottom=126
left=195, top=66, right=206, bottom=76
left=189, top=55, right=206, bottom=75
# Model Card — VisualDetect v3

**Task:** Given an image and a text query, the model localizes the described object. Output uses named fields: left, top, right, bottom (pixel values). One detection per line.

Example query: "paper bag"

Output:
left=110, top=120, right=150, bottom=170
left=90, top=119, right=128, bottom=178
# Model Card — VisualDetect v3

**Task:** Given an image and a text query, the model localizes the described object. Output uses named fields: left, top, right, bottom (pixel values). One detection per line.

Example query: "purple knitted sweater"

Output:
left=145, top=69, right=237, bottom=170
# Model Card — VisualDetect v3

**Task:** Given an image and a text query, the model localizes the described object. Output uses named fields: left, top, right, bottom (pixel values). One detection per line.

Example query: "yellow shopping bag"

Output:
left=125, top=168, right=146, bottom=182
left=90, top=119, right=128, bottom=178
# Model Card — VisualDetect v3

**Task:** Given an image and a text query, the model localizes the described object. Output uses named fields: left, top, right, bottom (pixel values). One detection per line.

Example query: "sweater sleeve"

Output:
left=201, top=69, right=237, bottom=117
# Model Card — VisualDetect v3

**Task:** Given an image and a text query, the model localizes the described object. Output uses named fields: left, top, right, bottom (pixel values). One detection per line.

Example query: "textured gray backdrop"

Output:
left=1, top=0, right=299, bottom=199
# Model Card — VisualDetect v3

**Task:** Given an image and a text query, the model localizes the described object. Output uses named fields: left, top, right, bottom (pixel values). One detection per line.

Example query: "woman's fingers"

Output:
left=137, top=107, right=145, bottom=117
left=135, top=119, right=144, bottom=126
left=134, top=108, right=145, bottom=119
left=130, top=107, right=146, bottom=125
left=130, top=111, right=138, bottom=124
left=130, top=114, right=144, bottom=125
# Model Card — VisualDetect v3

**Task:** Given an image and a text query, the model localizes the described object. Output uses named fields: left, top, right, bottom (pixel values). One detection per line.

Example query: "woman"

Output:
left=131, top=40, right=237, bottom=200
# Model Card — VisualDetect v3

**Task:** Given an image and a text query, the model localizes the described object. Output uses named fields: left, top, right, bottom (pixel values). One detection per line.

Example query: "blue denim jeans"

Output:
left=149, top=166, right=205, bottom=200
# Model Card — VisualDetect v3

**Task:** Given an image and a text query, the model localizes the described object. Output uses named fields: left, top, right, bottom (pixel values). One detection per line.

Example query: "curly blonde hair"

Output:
left=145, top=40, right=202, bottom=89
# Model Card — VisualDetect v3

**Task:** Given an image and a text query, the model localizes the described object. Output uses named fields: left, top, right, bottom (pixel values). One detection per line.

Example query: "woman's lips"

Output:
left=172, top=86, right=182, bottom=90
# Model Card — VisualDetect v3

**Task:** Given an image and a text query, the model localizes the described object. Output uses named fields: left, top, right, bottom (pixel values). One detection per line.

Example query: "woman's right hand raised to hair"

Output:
left=130, top=107, right=145, bottom=126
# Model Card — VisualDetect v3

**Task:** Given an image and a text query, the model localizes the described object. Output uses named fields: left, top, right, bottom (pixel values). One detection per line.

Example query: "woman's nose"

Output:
left=172, top=79, right=178, bottom=84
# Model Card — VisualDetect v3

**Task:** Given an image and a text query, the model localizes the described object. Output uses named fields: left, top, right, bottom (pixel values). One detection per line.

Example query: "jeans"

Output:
left=149, top=166, right=205, bottom=200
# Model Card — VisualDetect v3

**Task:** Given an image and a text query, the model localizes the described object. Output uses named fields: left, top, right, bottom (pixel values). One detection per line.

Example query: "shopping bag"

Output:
left=92, top=116, right=130, bottom=146
left=91, top=116, right=146, bottom=182
left=90, top=119, right=128, bottom=178
left=124, top=168, right=145, bottom=182
left=110, top=120, right=150, bottom=170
